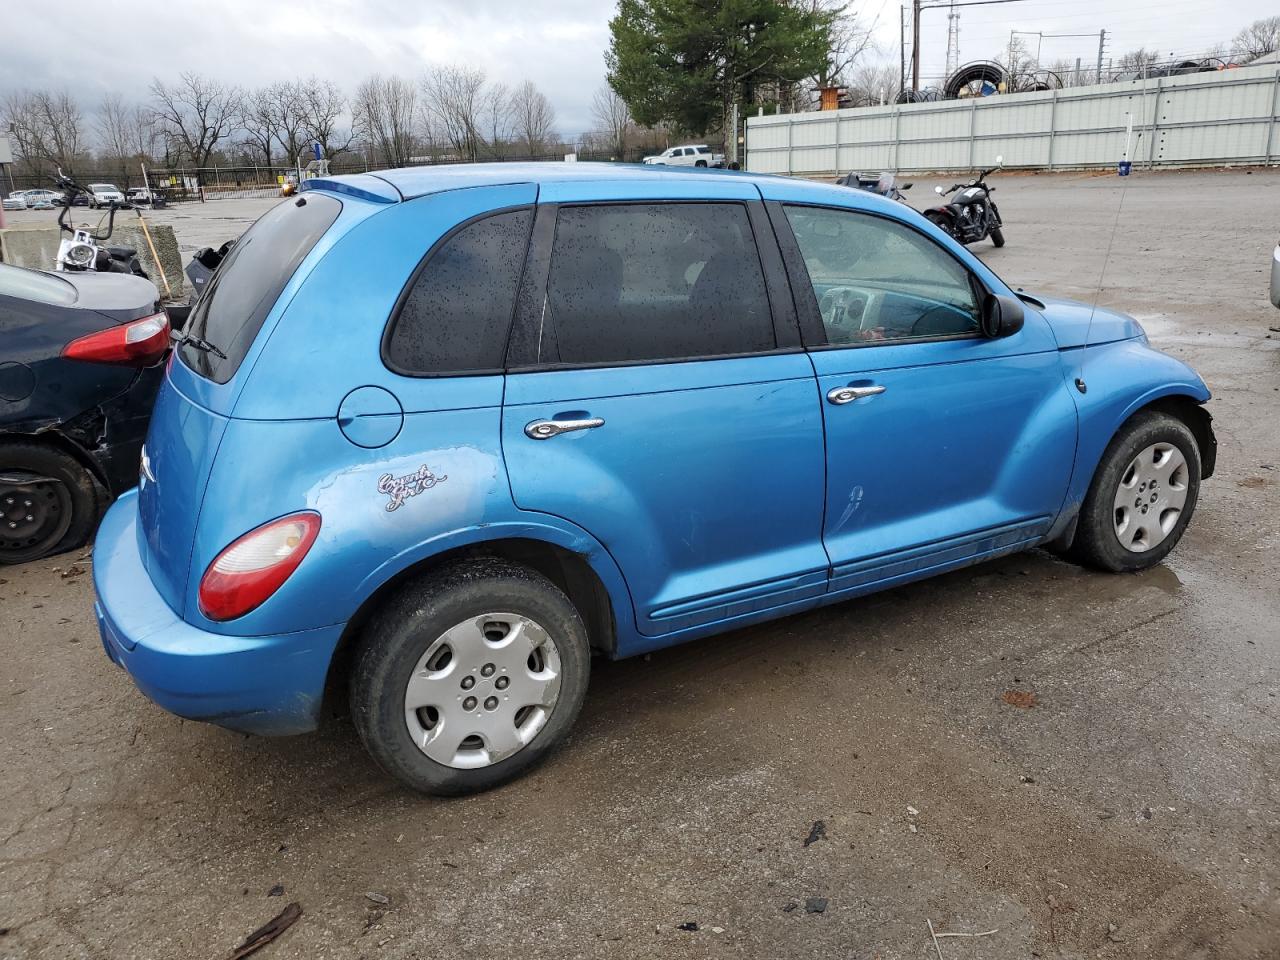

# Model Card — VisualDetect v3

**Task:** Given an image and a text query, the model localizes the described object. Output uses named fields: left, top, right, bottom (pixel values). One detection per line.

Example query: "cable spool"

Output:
left=944, top=61, right=1011, bottom=100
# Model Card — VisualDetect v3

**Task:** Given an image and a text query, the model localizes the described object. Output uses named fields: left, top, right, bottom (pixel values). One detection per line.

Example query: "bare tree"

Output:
left=590, top=85, right=632, bottom=158
left=299, top=78, right=355, bottom=160
left=272, top=81, right=309, bottom=167
left=2, top=89, right=85, bottom=176
left=240, top=85, right=281, bottom=168
left=1233, top=16, right=1280, bottom=61
left=96, top=94, right=134, bottom=169
left=1115, top=48, right=1161, bottom=77
left=845, top=61, right=900, bottom=106
left=353, top=75, right=417, bottom=167
left=511, top=80, right=557, bottom=157
left=149, top=73, right=242, bottom=167
left=421, top=65, right=488, bottom=160
left=481, top=83, right=516, bottom=159
left=811, top=0, right=874, bottom=87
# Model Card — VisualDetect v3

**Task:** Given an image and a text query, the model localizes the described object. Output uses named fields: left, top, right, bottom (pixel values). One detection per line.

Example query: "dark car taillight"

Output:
left=198, top=512, right=322, bottom=621
left=62, top=312, right=170, bottom=365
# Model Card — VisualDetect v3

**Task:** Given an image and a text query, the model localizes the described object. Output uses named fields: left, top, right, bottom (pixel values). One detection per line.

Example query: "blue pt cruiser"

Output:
left=93, top=164, right=1215, bottom=794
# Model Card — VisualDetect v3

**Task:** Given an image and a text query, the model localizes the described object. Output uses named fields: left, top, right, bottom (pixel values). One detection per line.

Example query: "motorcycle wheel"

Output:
left=991, top=227, right=1005, bottom=248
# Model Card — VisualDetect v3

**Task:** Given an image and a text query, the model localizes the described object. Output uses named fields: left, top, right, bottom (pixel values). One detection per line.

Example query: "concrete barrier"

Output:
left=0, top=220, right=184, bottom=300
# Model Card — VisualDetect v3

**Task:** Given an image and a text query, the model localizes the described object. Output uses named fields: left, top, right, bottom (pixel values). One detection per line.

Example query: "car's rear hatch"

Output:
left=135, top=192, right=351, bottom=615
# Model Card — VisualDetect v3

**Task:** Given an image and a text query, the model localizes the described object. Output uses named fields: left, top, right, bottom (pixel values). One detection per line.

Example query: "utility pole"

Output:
left=1096, top=29, right=1107, bottom=83
left=900, top=6, right=907, bottom=97
left=911, top=0, right=922, bottom=92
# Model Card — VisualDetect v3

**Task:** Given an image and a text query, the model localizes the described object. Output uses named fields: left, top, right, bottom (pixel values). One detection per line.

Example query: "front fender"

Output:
left=1062, top=338, right=1211, bottom=513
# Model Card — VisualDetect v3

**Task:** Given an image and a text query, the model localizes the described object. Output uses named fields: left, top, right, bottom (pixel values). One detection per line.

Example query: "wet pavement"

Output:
left=1, top=169, right=1278, bottom=959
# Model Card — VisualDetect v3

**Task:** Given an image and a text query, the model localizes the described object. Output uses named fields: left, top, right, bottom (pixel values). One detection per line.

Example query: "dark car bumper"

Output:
left=59, top=362, right=165, bottom=494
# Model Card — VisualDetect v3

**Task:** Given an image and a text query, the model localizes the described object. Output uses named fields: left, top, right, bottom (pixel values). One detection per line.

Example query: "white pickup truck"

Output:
left=642, top=144, right=725, bottom=167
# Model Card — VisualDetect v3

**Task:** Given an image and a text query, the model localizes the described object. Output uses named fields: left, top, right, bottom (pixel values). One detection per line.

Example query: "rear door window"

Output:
left=179, top=194, right=341, bottom=383
left=534, top=202, right=775, bottom=366
left=384, top=208, right=533, bottom=375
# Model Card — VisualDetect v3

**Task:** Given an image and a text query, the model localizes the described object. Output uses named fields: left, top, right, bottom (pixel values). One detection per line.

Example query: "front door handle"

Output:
left=827, top=384, right=886, bottom=405
left=525, top=417, right=605, bottom=439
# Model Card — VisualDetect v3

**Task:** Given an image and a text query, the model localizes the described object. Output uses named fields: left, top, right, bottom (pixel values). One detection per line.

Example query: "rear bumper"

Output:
left=93, top=489, right=344, bottom=735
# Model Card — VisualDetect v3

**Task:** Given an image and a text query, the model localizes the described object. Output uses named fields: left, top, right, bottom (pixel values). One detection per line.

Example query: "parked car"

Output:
left=1, top=263, right=167, bottom=563
left=1271, top=242, right=1280, bottom=308
left=92, top=163, right=1216, bottom=796
left=3, top=193, right=28, bottom=211
left=642, top=144, right=724, bottom=167
left=86, top=183, right=126, bottom=209
left=21, top=188, right=61, bottom=209
left=126, top=186, right=153, bottom=205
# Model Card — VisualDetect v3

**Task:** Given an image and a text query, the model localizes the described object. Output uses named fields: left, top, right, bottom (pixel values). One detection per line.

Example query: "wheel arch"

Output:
left=0, top=427, right=109, bottom=491
left=322, top=531, right=625, bottom=720
left=1049, top=388, right=1215, bottom=552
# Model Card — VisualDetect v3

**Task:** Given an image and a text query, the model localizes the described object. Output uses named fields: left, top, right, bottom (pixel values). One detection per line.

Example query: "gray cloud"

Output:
left=0, top=0, right=613, bottom=136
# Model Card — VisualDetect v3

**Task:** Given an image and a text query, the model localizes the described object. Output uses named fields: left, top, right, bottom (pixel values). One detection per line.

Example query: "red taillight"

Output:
left=62, top=312, right=170, bottom=365
left=198, top=512, right=321, bottom=621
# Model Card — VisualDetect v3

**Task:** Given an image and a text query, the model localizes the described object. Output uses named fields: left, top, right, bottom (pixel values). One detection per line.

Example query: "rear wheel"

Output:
left=350, top=559, right=591, bottom=795
left=1069, top=412, right=1201, bottom=572
left=695, top=159, right=708, bottom=167
left=0, top=442, right=101, bottom=565
left=991, top=226, right=1005, bottom=247
left=925, top=211, right=958, bottom=241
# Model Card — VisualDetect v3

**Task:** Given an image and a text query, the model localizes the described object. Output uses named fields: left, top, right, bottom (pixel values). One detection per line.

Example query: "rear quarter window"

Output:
left=179, top=194, right=341, bottom=383
left=383, top=208, right=533, bottom=376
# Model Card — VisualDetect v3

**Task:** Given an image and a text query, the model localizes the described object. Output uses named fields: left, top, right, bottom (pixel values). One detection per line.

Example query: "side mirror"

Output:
left=981, top=294, right=1025, bottom=338
left=1270, top=243, right=1280, bottom=309
left=934, top=185, right=945, bottom=195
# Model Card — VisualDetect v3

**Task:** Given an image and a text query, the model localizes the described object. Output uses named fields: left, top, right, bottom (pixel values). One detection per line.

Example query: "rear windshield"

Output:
left=0, top=263, right=77, bottom=306
left=179, top=193, right=341, bottom=383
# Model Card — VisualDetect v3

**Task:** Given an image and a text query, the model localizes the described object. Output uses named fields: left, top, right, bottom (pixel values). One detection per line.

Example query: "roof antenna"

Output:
left=1079, top=112, right=1136, bottom=392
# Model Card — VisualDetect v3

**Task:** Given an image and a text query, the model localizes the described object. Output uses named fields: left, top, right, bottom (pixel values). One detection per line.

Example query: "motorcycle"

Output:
left=53, top=171, right=148, bottom=278
left=924, top=156, right=1005, bottom=247
left=838, top=170, right=913, bottom=203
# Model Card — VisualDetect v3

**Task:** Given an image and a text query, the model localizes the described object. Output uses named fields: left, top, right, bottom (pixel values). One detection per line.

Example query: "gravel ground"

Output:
left=1, top=168, right=1278, bottom=960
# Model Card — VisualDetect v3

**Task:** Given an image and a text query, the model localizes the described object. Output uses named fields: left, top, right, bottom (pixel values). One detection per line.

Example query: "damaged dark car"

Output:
left=0, top=263, right=168, bottom=563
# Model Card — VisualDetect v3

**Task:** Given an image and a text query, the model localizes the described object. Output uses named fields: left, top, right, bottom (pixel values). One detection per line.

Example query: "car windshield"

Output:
left=0, top=262, right=78, bottom=306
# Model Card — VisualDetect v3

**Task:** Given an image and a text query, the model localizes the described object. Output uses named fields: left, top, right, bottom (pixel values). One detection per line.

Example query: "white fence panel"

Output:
left=745, top=64, right=1280, bottom=175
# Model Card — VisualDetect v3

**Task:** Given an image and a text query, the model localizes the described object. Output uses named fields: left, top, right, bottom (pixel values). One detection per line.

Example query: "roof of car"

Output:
left=301, top=162, right=784, bottom=204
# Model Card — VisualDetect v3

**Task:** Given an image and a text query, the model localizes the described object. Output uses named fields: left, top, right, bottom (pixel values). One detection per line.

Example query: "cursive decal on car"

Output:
left=377, top=465, right=447, bottom=512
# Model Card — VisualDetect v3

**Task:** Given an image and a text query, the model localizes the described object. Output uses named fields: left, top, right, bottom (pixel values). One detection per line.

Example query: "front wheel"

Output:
left=350, top=559, right=591, bottom=795
left=1069, top=412, right=1201, bottom=572
left=990, top=226, right=1005, bottom=247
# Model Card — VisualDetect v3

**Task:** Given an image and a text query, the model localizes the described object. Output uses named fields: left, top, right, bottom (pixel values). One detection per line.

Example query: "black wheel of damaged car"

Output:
left=0, top=443, right=100, bottom=564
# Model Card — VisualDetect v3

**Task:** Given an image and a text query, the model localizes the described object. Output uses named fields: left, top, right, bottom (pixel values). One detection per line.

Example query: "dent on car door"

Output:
left=502, top=195, right=828, bottom=643
left=771, top=202, right=1078, bottom=593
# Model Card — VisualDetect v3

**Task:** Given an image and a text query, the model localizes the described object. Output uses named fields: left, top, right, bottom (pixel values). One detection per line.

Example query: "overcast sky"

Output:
left=1, top=0, right=1276, bottom=136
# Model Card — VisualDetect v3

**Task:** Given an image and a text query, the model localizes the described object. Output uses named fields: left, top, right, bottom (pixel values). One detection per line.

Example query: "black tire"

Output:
left=991, top=227, right=1005, bottom=247
left=350, top=559, right=591, bottom=795
left=0, top=442, right=101, bottom=565
left=925, top=211, right=958, bottom=241
left=695, top=159, right=708, bottom=167
left=1068, top=412, right=1201, bottom=573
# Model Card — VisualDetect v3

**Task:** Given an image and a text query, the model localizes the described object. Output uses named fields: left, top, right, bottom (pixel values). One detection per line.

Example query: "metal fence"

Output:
left=745, top=63, right=1280, bottom=175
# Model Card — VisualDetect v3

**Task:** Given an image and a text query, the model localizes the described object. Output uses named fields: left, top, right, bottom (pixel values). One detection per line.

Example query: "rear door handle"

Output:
left=525, top=417, right=605, bottom=439
left=827, top=384, right=886, bottom=405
